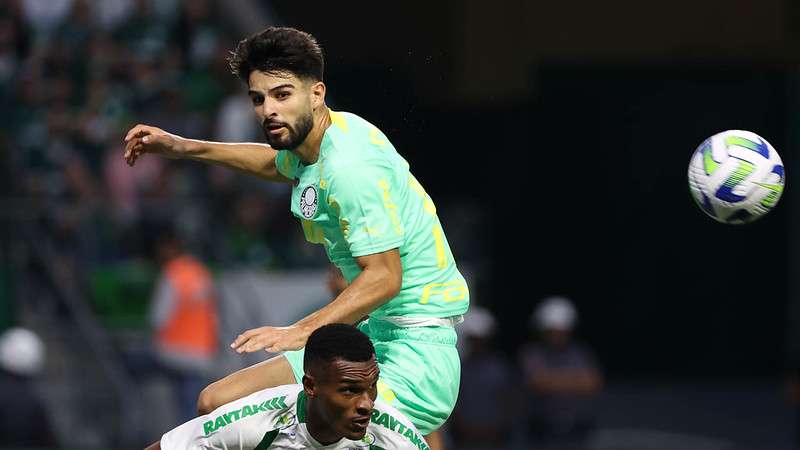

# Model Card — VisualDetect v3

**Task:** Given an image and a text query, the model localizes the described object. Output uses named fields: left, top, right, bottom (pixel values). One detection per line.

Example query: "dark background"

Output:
left=273, top=1, right=796, bottom=377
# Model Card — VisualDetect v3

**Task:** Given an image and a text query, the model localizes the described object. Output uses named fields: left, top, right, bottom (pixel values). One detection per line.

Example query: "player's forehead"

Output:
left=248, top=70, right=304, bottom=94
left=325, top=356, right=379, bottom=383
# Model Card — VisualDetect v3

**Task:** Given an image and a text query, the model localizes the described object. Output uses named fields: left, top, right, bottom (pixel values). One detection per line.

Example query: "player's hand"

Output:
left=230, top=325, right=311, bottom=353
left=123, top=124, right=188, bottom=166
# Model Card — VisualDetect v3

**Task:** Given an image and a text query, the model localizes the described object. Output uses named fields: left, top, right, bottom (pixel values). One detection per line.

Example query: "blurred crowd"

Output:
left=1, top=0, right=323, bottom=278
left=0, top=1, right=608, bottom=448
left=449, top=298, right=603, bottom=450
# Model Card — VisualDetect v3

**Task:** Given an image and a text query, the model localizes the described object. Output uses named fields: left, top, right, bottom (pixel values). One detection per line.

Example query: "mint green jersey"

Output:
left=275, top=111, right=469, bottom=319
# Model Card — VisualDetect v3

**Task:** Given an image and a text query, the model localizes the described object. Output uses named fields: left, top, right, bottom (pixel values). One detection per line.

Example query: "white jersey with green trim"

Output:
left=160, top=384, right=429, bottom=450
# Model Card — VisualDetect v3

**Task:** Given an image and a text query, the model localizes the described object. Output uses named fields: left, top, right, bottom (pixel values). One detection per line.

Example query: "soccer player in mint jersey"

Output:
left=124, top=26, right=468, bottom=446
left=148, top=324, right=429, bottom=450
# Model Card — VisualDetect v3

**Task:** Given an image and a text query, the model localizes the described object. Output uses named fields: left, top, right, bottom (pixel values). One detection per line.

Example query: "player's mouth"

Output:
left=350, top=416, right=370, bottom=431
left=265, top=123, right=288, bottom=134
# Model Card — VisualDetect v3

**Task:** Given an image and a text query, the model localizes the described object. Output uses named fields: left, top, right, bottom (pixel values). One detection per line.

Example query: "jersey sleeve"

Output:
left=275, top=149, right=299, bottom=180
left=327, top=163, right=404, bottom=257
left=160, top=386, right=297, bottom=450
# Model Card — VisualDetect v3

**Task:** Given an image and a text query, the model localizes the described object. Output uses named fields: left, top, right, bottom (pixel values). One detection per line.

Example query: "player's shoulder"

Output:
left=326, top=111, right=394, bottom=159
left=208, top=383, right=301, bottom=419
left=366, top=400, right=429, bottom=450
left=328, top=110, right=376, bottom=135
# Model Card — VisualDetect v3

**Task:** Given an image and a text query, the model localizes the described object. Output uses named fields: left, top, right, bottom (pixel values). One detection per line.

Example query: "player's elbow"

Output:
left=197, top=383, right=221, bottom=415
left=382, top=269, right=402, bottom=299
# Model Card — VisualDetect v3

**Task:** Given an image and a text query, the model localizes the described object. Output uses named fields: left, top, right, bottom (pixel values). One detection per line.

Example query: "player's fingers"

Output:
left=124, top=125, right=151, bottom=142
left=124, top=127, right=142, bottom=142
left=141, top=134, right=165, bottom=146
left=123, top=138, right=139, bottom=159
left=242, top=337, right=269, bottom=353
left=231, top=329, right=257, bottom=349
left=125, top=143, right=138, bottom=166
left=127, top=141, right=147, bottom=166
left=230, top=335, right=249, bottom=350
left=264, top=344, right=283, bottom=353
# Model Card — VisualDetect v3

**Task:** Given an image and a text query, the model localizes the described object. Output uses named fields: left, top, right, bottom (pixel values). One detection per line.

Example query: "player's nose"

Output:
left=355, top=392, right=374, bottom=415
left=259, top=98, right=279, bottom=118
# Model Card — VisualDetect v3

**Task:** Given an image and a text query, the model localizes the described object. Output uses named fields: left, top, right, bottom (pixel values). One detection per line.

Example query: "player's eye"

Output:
left=250, top=95, right=264, bottom=106
left=275, top=91, right=290, bottom=100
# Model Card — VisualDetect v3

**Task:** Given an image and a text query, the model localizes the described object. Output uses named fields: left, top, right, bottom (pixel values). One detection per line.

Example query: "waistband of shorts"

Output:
left=365, top=318, right=458, bottom=345
left=376, top=315, right=464, bottom=328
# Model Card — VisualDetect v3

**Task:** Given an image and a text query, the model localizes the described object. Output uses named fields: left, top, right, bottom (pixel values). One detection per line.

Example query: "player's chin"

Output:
left=265, top=137, right=286, bottom=149
left=342, top=422, right=369, bottom=440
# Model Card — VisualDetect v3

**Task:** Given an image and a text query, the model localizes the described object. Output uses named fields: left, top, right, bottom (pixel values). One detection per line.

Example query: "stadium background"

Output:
left=1, top=0, right=798, bottom=448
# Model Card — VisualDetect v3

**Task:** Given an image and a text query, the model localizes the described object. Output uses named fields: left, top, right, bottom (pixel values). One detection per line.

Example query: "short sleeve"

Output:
left=160, top=387, right=294, bottom=450
left=328, top=163, right=404, bottom=257
left=275, top=150, right=299, bottom=180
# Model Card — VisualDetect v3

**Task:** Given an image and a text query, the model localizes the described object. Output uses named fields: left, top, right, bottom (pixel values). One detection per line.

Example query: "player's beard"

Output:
left=262, top=108, right=314, bottom=150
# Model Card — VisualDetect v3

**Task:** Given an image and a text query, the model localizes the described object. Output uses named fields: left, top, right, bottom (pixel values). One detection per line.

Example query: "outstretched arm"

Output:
left=230, top=248, right=402, bottom=353
left=144, top=441, right=160, bottom=450
left=123, top=124, right=291, bottom=183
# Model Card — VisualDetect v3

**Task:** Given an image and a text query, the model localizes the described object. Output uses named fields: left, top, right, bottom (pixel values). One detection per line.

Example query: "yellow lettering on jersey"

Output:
left=378, top=179, right=403, bottom=235
left=408, top=174, right=436, bottom=215
left=329, top=111, right=349, bottom=133
left=369, top=127, right=387, bottom=147
left=432, top=225, right=447, bottom=269
left=420, top=281, right=468, bottom=304
left=301, top=219, right=325, bottom=244
left=364, top=226, right=383, bottom=237
left=327, top=196, right=348, bottom=237
left=318, top=159, right=327, bottom=189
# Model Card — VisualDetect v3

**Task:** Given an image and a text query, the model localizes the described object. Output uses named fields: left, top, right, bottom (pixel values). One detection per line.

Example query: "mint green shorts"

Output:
left=283, top=319, right=460, bottom=435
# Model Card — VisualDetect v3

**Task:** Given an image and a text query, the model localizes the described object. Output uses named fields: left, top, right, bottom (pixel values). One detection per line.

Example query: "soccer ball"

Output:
left=688, top=130, right=785, bottom=224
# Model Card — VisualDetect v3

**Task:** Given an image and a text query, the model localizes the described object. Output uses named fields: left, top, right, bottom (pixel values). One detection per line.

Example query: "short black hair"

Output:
left=304, top=324, right=375, bottom=372
left=229, top=26, right=324, bottom=83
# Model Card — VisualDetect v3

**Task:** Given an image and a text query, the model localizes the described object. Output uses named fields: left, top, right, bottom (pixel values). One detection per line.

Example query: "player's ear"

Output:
left=303, top=374, right=317, bottom=398
left=310, top=81, right=326, bottom=110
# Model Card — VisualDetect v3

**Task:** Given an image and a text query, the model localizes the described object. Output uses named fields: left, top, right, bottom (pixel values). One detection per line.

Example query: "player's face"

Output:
left=247, top=70, right=320, bottom=150
left=315, top=357, right=379, bottom=441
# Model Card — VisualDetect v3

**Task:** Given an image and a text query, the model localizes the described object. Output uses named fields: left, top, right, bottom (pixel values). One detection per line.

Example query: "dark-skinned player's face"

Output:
left=247, top=70, right=324, bottom=150
left=305, top=357, right=379, bottom=441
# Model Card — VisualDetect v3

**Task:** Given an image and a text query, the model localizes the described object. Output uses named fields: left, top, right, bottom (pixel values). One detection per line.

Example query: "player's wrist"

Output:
left=293, top=322, right=314, bottom=338
left=178, top=137, right=201, bottom=159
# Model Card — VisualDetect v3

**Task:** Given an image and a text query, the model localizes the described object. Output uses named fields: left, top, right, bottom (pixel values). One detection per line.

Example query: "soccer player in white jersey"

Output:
left=147, top=324, right=429, bottom=450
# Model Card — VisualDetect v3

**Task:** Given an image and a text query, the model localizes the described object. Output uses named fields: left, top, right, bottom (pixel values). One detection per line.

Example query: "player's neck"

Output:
left=292, top=105, right=331, bottom=165
left=305, top=399, right=343, bottom=445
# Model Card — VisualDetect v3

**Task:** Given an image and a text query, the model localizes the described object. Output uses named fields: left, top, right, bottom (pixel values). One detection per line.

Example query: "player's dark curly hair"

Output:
left=229, top=26, right=324, bottom=83
left=304, top=324, right=375, bottom=371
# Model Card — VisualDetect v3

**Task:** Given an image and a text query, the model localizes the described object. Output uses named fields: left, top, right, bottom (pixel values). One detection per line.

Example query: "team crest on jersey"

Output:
left=348, top=432, right=376, bottom=448
left=300, top=186, right=318, bottom=218
left=274, top=411, right=296, bottom=429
